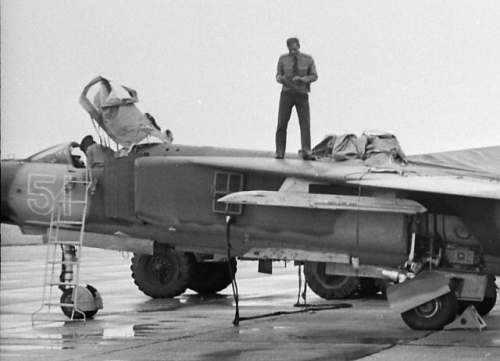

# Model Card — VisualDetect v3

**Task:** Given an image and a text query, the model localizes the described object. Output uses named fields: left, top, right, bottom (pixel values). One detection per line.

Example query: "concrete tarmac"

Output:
left=1, top=227, right=499, bottom=360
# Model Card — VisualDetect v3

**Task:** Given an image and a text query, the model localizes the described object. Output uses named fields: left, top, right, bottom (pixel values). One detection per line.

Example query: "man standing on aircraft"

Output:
left=275, top=37, right=318, bottom=160
left=80, top=135, right=114, bottom=168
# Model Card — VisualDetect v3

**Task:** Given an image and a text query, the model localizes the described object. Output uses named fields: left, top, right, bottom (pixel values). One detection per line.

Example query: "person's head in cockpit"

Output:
left=79, top=135, right=96, bottom=154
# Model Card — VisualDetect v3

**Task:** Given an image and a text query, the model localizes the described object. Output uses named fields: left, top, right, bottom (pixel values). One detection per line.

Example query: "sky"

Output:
left=1, top=0, right=500, bottom=159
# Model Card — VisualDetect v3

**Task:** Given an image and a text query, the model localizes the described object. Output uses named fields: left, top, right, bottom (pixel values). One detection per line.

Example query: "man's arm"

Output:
left=276, top=57, right=284, bottom=83
left=298, top=60, right=318, bottom=83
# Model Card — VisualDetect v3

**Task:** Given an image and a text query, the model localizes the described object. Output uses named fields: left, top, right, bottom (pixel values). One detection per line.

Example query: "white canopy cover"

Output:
left=79, top=76, right=172, bottom=149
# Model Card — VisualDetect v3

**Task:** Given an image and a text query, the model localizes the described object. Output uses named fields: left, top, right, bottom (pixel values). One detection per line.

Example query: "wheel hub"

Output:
left=414, top=299, right=441, bottom=319
left=316, top=264, right=350, bottom=288
left=148, top=255, right=173, bottom=283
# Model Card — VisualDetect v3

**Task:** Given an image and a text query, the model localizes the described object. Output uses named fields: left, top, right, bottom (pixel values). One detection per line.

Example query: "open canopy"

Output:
left=79, top=76, right=172, bottom=149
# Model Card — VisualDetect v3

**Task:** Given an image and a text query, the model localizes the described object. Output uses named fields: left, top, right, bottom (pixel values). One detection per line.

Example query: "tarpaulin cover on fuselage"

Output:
left=312, top=130, right=408, bottom=166
left=312, top=131, right=499, bottom=180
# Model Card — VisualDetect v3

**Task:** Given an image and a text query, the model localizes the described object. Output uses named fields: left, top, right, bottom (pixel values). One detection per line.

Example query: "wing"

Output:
left=408, top=146, right=500, bottom=179
left=166, top=151, right=500, bottom=200
left=347, top=172, right=500, bottom=200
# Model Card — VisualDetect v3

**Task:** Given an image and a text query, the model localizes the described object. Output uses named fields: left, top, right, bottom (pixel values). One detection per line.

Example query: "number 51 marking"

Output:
left=27, top=174, right=74, bottom=216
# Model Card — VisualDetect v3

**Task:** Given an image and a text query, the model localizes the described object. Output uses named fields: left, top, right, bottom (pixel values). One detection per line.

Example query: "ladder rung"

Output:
left=52, top=220, right=83, bottom=225
left=47, top=260, right=79, bottom=265
left=45, top=281, right=78, bottom=287
left=48, top=240, right=81, bottom=246
left=57, top=200, right=87, bottom=204
left=47, top=235, right=81, bottom=241
left=43, top=302, right=79, bottom=308
left=65, top=179, right=91, bottom=183
left=47, top=234, right=82, bottom=239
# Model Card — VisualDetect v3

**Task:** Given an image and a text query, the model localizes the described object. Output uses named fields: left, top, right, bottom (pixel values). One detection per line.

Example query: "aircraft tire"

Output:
left=458, top=276, right=498, bottom=316
left=131, top=250, right=195, bottom=298
left=188, top=258, right=237, bottom=294
left=401, top=292, right=458, bottom=330
left=60, top=287, right=98, bottom=319
left=304, top=262, right=359, bottom=299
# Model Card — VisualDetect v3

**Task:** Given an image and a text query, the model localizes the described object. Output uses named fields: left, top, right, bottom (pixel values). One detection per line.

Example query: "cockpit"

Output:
left=26, top=142, right=86, bottom=168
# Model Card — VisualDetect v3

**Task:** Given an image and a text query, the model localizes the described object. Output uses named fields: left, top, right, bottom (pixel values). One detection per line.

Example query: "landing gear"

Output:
left=304, top=262, right=359, bottom=299
left=188, top=258, right=237, bottom=294
left=59, top=245, right=77, bottom=291
left=60, top=285, right=102, bottom=319
left=401, top=292, right=458, bottom=330
left=374, top=278, right=392, bottom=297
left=131, top=250, right=195, bottom=298
left=459, top=293, right=497, bottom=316
left=357, top=278, right=379, bottom=296
left=458, top=276, right=498, bottom=316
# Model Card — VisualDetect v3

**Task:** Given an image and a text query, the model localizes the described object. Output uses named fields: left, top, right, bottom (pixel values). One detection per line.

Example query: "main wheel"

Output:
left=468, top=294, right=497, bottom=316
left=401, top=292, right=458, bottom=330
left=188, top=258, right=237, bottom=294
left=458, top=276, right=498, bottom=316
left=60, top=287, right=98, bottom=319
left=304, top=262, right=359, bottom=299
left=131, top=250, right=195, bottom=298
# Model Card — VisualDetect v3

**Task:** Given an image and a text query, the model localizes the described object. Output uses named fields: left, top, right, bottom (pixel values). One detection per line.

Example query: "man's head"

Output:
left=286, top=37, right=300, bottom=57
left=80, top=135, right=96, bottom=153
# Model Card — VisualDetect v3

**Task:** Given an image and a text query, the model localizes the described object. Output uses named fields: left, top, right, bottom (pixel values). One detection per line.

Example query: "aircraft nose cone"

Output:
left=1, top=161, right=22, bottom=224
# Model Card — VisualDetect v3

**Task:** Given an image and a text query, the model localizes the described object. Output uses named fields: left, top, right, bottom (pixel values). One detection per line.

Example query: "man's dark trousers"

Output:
left=275, top=91, right=312, bottom=158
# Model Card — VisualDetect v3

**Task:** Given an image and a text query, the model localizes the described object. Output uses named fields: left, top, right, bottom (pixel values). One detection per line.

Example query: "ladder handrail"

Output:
left=32, top=164, right=94, bottom=324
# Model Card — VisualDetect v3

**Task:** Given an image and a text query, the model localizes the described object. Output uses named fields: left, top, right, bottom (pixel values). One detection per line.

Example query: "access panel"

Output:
left=134, top=158, right=238, bottom=226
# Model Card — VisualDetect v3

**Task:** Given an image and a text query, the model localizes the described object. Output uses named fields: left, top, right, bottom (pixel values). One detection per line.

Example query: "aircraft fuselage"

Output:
left=2, top=142, right=499, bottom=271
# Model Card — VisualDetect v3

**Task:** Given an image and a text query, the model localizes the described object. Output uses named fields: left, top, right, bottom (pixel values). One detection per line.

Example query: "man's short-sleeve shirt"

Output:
left=277, top=53, right=318, bottom=93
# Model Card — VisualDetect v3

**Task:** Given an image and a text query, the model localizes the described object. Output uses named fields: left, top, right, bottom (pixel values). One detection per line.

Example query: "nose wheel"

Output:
left=401, top=292, right=458, bottom=330
left=60, top=285, right=103, bottom=319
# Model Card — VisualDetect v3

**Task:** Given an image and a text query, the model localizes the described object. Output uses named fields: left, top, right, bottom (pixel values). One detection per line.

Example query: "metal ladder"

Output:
left=32, top=167, right=94, bottom=324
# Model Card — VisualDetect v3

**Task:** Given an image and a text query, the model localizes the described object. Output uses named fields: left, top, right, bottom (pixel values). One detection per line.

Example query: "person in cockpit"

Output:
left=79, top=135, right=114, bottom=168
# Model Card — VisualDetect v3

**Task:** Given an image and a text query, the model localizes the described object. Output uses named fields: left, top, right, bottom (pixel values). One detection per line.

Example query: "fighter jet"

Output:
left=2, top=77, right=499, bottom=330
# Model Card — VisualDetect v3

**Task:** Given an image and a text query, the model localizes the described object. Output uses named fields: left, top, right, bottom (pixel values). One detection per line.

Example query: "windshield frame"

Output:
left=25, top=142, right=79, bottom=166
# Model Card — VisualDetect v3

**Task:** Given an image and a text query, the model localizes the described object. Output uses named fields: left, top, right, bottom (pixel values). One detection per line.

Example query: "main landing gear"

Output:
left=304, top=261, right=386, bottom=299
left=131, top=249, right=237, bottom=298
left=401, top=292, right=458, bottom=330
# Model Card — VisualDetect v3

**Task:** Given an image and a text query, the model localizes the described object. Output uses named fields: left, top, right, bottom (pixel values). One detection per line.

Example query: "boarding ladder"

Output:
left=32, top=166, right=95, bottom=324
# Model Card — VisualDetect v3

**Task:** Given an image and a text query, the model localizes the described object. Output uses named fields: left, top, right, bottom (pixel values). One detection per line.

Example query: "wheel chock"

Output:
left=444, top=306, right=487, bottom=331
